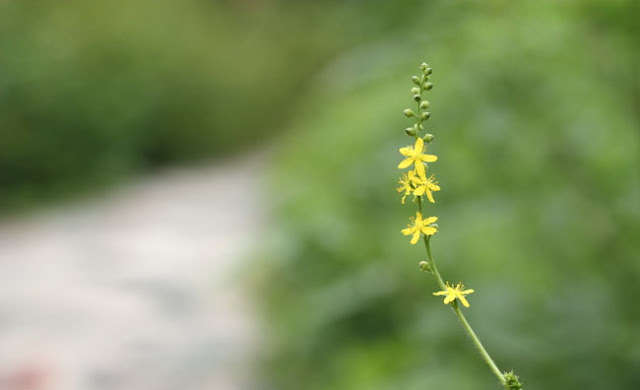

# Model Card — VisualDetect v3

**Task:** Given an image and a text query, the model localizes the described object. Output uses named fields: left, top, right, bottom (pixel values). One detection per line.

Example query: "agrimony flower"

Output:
left=401, top=212, right=438, bottom=244
left=409, top=171, right=440, bottom=203
left=396, top=172, right=414, bottom=204
left=433, top=282, right=475, bottom=308
left=398, top=137, right=437, bottom=178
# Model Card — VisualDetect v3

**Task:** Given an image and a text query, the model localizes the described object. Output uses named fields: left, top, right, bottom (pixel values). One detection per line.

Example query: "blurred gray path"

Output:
left=0, top=153, right=265, bottom=390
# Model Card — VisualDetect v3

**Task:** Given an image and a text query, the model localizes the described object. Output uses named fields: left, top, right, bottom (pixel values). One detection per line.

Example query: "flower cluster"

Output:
left=397, top=63, right=474, bottom=308
left=397, top=63, right=440, bottom=242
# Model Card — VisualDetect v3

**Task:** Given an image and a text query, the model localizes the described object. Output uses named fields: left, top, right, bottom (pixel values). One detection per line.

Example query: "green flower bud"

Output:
left=420, top=62, right=429, bottom=71
left=424, top=82, right=434, bottom=90
left=405, top=127, right=416, bottom=136
left=411, top=76, right=421, bottom=85
left=403, top=109, right=415, bottom=117
left=420, top=101, right=430, bottom=110
left=423, top=133, right=434, bottom=143
left=421, top=111, right=431, bottom=120
left=419, top=261, right=432, bottom=273
left=503, top=371, right=523, bottom=390
left=411, top=87, right=420, bottom=95
left=413, top=94, right=421, bottom=102
left=424, top=67, right=432, bottom=76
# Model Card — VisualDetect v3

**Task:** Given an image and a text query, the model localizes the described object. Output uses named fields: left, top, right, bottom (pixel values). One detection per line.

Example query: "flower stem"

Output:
left=450, top=300, right=507, bottom=387
left=420, top=226, right=507, bottom=387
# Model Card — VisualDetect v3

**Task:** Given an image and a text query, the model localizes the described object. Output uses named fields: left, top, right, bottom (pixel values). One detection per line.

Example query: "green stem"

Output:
left=422, top=232, right=507, bottom=388
left=450, top=300, right=506, bottom=387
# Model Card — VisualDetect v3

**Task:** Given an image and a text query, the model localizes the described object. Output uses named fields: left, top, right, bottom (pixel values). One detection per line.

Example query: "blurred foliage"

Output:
left=257, top=1, right=639, bottom=389
left=0, top=0, right=372, bottom=212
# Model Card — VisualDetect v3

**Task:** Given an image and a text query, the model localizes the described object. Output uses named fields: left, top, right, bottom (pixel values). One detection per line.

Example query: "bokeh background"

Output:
left=1, top=0, right=639, bottom=389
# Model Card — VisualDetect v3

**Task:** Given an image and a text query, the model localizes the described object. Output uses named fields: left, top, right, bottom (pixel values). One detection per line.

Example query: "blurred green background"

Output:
left=0, top=0, right=366, bottom=211
left=2, top=0, right=639, bottom=389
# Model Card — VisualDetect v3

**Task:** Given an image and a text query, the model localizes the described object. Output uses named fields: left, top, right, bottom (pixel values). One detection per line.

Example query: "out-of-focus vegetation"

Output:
left=2, top=0, right=639, bottom=388
left=257, top=1, right=639, bottom=390
left=1, top=0, right=386, bottom=212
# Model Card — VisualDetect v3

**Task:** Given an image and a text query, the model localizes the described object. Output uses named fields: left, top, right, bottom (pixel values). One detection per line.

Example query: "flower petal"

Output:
left=410, top=231, right=421, bottom=244
left=398, top=158, right=413, bottom=169
left=413, top=186, right=425, bottom=196
left=423, top=216, right=438, bottom=224
left=421, top=226, right=437, bottom=236
left=433, top=290, right=446, bottom=296
left=414, top=137, right=424, bottom=152
left=414, top=162, right=426, bottom=177
left=399, top=146, right=412, bottom=156
left=421, top=154, right=438, bottom=163
left=458, top=295, right=470, bottom=307
left=426, top=190, right=435, bottom=203
left=401, top=227, right=414, bottom=236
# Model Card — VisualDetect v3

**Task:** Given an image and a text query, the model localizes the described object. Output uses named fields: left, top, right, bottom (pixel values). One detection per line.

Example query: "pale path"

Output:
left=0, top=153, right=265, bottom=390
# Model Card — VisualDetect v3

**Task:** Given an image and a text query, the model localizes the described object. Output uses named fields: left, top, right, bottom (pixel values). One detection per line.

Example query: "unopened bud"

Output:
left=420, top=101, right=430, bottom=110
left=403, top=109, right=415, bottom=117
left=419, top=261, right=432, bottom=272
left=423, top=134, right=434, bottom=143
left=421, top=111, right=431, bottom=120
left=411, top=76, right=421, bottom=85
left=503, top=371, right=523, bottom=390
left=411, top=87, right=420, bottom=95
left=424, top=82, right=434, bottom=90
left=424, top=67, right=432, bottom=76
left=420, top=63, right=429, bottom=71
left=413, top=94, right=421, bottom=102
left=405, top=127, right=416, bottom=136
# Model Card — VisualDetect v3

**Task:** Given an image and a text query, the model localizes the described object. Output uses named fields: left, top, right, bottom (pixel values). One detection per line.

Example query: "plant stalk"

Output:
left=421, top=231, right=507, bottom=387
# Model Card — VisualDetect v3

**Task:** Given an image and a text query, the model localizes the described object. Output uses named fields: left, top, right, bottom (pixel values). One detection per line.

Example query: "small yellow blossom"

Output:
left=396, top=172, right=414, bottom=204
left=401, top=212, right=438, bottom=244
left=433, top=282, right=475, bottom=308
left=398, top=138, right=437, bottom=178
left=409, top=171, right=441, bottom=203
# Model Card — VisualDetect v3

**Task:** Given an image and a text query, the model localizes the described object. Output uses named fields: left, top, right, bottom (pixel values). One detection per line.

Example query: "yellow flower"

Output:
left=396, top=172, right=414, bottom=204
left=409, top=171, right=441, bottom=203
left=401, top=212, right=438, bottom=244
left=433, top=282, right=475, bottom=308
left=398, top=138, right=437, bottom=178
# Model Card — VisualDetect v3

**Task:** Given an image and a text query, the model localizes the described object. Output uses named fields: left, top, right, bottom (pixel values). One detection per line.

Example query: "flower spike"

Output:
left=394, top=61, right=521, bottom=387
